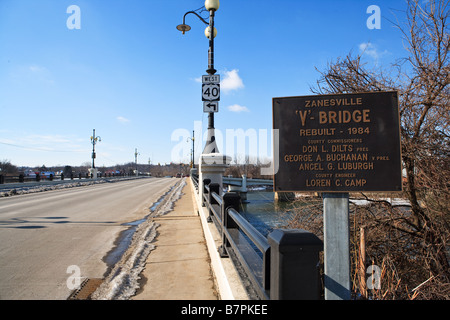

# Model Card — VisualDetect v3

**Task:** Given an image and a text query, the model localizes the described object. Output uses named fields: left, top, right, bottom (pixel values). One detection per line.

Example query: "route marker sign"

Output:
left=202, top=74, right=220, bottom=102
left=202, top=83, right=220, bottom=101
left=203, top=101, right=219, bottom=113
left=202, top=74, right=220, bottom=84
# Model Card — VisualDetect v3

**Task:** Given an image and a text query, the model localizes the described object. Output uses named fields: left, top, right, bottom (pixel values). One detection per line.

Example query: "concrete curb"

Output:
left=189, top=179, right=249, bottom=300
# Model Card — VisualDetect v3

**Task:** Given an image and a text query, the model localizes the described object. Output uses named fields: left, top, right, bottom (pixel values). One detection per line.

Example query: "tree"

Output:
left=310, top=0, right=449, bottom=298
left=0, top=160, right=18, bottom=174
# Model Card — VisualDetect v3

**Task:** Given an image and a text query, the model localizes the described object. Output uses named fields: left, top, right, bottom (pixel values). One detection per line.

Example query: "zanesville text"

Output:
left=304, top=97, right=363, bottom=108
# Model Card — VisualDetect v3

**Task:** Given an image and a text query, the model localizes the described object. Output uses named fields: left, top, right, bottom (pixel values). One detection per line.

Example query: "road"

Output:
left=0, top=177, right=178, bottom=300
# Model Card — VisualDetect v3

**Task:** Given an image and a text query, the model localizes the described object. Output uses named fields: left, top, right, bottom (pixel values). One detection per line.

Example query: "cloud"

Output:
left=221, top=69, right=244, bottom=93
left=192, top=69, right=244, bottom=93
left=116, top=116, right=130, bottom=123
left=10, top=64, right=55, bottom=85
left=358, top=42, right=388, bottom=61
left=227, top=104, right=249, bottom=113
left=29, top=65, right=47, bottom=73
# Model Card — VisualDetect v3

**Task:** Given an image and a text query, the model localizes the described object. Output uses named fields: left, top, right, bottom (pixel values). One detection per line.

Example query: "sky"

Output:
left=0, top=0, right=410, bottom=168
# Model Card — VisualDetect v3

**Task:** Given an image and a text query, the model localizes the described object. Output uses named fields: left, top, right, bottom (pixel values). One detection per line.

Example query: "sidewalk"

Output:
left=132, top=180, right=219, bottom=300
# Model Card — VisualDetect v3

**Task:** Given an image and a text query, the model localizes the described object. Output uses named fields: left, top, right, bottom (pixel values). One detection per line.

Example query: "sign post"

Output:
left=272, top=91, right=401, bottom=300
left=323, top=192, right=350, bottom=300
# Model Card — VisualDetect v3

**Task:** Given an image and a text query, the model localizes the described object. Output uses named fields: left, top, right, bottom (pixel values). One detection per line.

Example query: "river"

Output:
left=238, top=189, right=296, bottom=237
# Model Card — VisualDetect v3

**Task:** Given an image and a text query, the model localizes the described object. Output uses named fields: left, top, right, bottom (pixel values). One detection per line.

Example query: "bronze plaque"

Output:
left=273, top=91, right=402, bottom=192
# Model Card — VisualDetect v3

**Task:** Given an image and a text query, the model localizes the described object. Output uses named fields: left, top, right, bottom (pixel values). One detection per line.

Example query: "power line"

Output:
left=0, top=141, right=86, bottom=153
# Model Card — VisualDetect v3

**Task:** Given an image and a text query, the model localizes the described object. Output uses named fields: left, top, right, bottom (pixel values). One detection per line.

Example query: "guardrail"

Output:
left=197, top=176, right=323, bottom=300
left=0, top=172, right=135, bottom=184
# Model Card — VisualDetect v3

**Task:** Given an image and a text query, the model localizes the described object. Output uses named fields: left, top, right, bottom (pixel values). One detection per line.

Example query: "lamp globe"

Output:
left=205, top=0, right=220, bottom=11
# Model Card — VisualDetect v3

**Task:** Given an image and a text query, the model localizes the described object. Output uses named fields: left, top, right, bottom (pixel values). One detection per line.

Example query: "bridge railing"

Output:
left=191, top=174, right=199, bottom=191
left=0, top=172, right=143, bottom=185
left=198, top=177, right=323, bottom=300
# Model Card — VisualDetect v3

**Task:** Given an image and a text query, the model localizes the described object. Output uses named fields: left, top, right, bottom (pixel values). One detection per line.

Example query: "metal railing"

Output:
left=192, top=174, right=199, bottom=191
left=0, top=172, right=138, bottom=185
left=198, top=177, right=324, bottom=300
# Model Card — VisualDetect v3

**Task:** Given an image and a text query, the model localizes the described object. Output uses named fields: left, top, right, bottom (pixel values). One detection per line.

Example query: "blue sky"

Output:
left=0, top=0, right=409, bottom=168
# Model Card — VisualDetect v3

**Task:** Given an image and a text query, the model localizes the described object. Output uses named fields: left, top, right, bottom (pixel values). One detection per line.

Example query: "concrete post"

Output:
left=199, top=152, right=231, bottom=203
left=89, top=168, right=98, bottom=180
left=227, top=174, right=249, bottom=200
left=240, top=174, right=248, bottom=201
left=323, top=193, right=351, bottom=300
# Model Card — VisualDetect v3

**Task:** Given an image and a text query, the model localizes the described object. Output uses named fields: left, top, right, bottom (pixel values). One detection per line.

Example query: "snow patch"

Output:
left=91, top=222, right=159, bottom=300
left=350, top=198, right=411, bottom=206
left=0, top=177, right=147, bottom=197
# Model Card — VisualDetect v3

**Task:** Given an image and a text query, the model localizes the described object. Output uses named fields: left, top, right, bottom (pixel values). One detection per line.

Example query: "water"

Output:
left=239, top=189, right=296, bottom=238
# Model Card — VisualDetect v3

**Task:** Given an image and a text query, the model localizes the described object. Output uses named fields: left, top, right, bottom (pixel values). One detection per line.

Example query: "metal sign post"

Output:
left=323, top=192, right=350, bottom=300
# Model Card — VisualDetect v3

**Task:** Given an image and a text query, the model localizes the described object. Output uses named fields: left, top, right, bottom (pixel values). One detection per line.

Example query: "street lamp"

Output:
left=90, top=129, right=101, bottom=169
left=187, top=130, right=195, bottom=168
left=134, top=148, right=140, bottom=176
left=177, top=0, right=220, bottom=154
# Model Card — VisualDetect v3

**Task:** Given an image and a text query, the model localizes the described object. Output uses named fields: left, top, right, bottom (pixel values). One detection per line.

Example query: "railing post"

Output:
left=268, top=229, right=323, bottom=300
left=208, top=183, right=220, bottom=222
left=199, top=153, right=231, bottom=211
left=219, top=192, right=240, bottom=258
left=202, top=178, right=211, bottom=207
left=0, top=175, right=4, bottom=184
left=19, top=174, right=24, bottom=183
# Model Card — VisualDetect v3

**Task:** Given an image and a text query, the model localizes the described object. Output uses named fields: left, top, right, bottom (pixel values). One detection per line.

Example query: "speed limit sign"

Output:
left=202, top=83, right=220, bottom=101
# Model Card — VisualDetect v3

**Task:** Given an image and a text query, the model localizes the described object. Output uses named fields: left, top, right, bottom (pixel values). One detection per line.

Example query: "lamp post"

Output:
left=187, top=130, right=195, bottom=169
left=90, top=129, right=101, bottom=169
left=177, top=0, right=220, bottom=154
left=134, top=148, right=140, bottom=176
left=178, top=1, right=229, bottom=201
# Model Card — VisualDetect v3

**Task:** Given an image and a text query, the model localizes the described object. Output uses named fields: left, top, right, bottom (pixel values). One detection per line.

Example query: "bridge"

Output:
left=223, top=175, right=273, bottom=187
left=222, top=175, right=272, bottom=199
